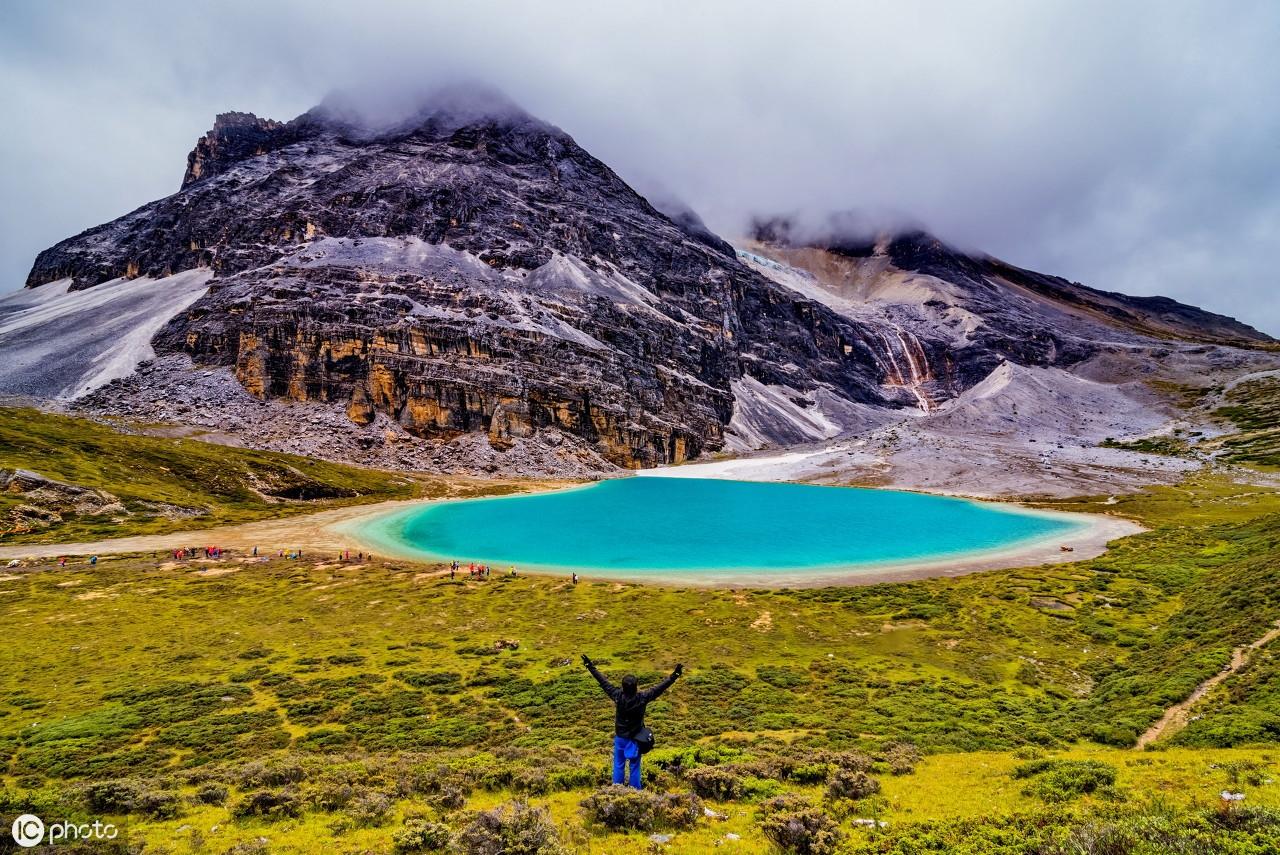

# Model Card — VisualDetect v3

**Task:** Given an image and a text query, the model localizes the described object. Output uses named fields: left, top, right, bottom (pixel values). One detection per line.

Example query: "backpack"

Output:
left=632, top=726, right=655, bottom=755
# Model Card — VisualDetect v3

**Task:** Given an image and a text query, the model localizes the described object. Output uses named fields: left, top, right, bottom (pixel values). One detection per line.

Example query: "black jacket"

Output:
left=585, top=661, right=681, bottom=738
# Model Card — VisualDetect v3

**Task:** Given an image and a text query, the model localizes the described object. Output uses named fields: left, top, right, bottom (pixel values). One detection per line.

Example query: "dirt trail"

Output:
left=1135, top=619, right=1280, bottom=749
left=0, top=498, right=427, bottom=561
left=0, top=478, right=575, bottom=562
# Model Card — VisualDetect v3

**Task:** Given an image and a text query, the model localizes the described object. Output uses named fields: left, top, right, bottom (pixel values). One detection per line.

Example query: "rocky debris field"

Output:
left=78, top=355, right=617, bottom=478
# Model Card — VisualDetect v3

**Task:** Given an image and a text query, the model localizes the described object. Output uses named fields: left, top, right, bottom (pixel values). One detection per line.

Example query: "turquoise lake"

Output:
left=355, top=477, right=1084, bottom=584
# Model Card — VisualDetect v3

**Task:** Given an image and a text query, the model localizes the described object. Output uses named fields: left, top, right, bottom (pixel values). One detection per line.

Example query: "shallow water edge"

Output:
left=335, top=477, right=1141, bottom=588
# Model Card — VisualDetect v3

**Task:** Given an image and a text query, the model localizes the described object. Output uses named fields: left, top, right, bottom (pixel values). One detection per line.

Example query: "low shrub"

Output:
left=136, top=789, right=181, bottom=820
left=1013, top=759, right=1117, bottom=803
left=687, top=765, right=744, bottom=801
left=83, top=779, right=180, bottom=818
left=758, top=795, right=843, bottom=855
left=455, top=801, right=566, bottom=855
left=548, top=765, right=601, bottom=791
left=194, top=782, right=228, bottom=806
left=427, top=784, right=468, bottom=811
left=309, top=781, right=357, bottom=812
left=825, top=768, right=880, bottom=802
left=223, top=838, right=271, bottom=855
left=580, top=785, right=703, bottom=831
left=510, top=767, right=551, bottom=795
left=789, top=763, right=830, bottom=784
left=392, top=818, right=452, bottom=853
left=742, top=776, right=784, bottom=801
left=231, top=788, right=303, bottom=820
left=235, top=759, right=306, bottom=788
left=346, top=789, right=393, bottom=827
left=83, top=780, right=143, bottom=813
left=882, top=741, right=922, bottom=775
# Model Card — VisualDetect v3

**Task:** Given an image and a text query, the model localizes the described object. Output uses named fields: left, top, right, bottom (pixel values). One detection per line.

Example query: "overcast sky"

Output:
left=2, top=0, right=1277, bottom=334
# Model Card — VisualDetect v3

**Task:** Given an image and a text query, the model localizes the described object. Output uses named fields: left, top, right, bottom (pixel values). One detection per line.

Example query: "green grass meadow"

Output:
left=2, top=468, right=1279, bottom=852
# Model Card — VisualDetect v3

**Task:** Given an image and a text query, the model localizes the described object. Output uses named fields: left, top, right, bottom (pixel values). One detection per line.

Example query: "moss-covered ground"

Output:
left=2, top=470, right=1279, bottom=852
left=0, top=408, right=540, bottom=545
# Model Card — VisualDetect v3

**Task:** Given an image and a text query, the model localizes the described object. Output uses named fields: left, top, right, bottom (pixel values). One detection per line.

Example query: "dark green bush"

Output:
left=83, top=779, right=143, bottom=813
left=1013, top=759, right=1118, bottom=803
left=235, top=759, right=306, bottom=788
left=789, top=763, right=830, bottom=784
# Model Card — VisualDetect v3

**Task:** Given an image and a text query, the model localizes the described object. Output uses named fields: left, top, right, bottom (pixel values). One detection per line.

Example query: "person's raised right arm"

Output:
left=582, top=654, right=618, bottom=698
left=642, top=663, right=684, bottom=702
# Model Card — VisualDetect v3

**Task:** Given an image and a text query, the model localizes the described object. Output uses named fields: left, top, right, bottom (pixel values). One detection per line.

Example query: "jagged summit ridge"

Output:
left=748, top=215, right=1272, bottom=347
left=181, top=84, right=561, bottom=191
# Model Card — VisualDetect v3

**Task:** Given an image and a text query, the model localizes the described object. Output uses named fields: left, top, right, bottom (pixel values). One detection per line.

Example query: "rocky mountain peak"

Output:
left=11, top=86, right=1273, bottom=477
left=181, top=111, right=292, bottom=188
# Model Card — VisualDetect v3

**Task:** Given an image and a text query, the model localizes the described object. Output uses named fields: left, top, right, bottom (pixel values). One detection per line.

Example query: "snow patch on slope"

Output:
left=725, top=376, right=840, bottom=451
left=724, top=375, right=893, bottom=452
left=926, top=361, right=1169, bottom=441
left=0, top=269, right=213, bottom=400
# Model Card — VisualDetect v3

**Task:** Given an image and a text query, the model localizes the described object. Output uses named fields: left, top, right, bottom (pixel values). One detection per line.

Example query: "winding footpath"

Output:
left=1136, top=619, right=1280, bottom=749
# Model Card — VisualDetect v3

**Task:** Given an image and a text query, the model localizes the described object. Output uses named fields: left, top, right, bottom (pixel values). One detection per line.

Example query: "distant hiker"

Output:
left=572, top=572, right=579, bottom=584
left=252, top=546, right=258, bottom=557
left=582, top=655, right=683, bottom=789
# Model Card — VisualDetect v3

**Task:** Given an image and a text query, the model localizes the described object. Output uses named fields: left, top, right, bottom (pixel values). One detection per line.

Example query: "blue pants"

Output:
left=612, top=735, right=642, bottom=788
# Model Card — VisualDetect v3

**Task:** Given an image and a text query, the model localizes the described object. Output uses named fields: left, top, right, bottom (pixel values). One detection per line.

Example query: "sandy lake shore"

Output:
left=0, top=479, right=1144, bottom=588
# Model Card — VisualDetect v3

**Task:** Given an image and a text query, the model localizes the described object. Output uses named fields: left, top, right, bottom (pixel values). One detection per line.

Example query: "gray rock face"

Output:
left=20, top=87, right=1273, bottom=471
left=25, top=89, right=894, bottom=468
left=734, top=220, right=1272, bottom=428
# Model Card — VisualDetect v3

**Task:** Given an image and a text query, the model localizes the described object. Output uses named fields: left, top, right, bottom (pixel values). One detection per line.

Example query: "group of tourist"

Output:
left=448, top=559, right=542, bottom=581
left=450, top=560, right=501, bottom=579
left=171, top=545, right=224, bottom=559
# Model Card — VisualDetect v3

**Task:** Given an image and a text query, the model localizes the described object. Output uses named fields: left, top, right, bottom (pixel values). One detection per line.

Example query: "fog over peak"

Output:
left=1, top=0, right=1277, bottom=334
left=306, top=80, right=548, bottom=139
